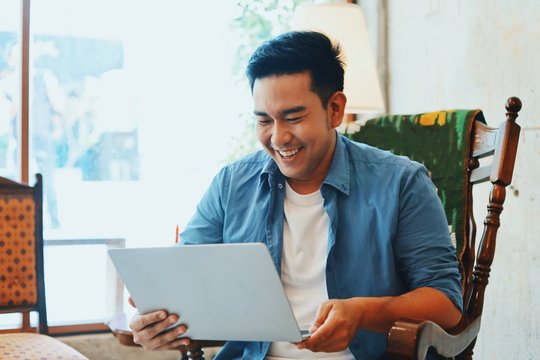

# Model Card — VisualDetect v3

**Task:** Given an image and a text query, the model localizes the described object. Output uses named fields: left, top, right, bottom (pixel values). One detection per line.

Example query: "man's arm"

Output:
left=297, top=165, right=462, bottom=353
left=297, top=287, right=461, bottom=353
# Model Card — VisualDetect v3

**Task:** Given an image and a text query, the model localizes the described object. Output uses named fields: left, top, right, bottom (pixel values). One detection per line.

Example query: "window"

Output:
left=1, top=0, right=312, bottom=331
left=0, top=1, right=21, bottom=180
left=0, top=0, right=23, bottom=330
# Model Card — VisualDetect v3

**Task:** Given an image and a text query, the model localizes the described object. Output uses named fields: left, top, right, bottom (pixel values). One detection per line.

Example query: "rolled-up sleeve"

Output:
left=394, top=162, right=463, bottom=311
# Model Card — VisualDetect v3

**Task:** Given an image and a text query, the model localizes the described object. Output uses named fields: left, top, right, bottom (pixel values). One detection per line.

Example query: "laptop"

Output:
left=108, top=242, right=311, bottom=342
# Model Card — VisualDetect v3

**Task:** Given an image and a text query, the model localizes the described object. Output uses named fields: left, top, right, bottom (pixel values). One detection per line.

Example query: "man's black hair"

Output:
left=246, top=31, right=345, bottom=107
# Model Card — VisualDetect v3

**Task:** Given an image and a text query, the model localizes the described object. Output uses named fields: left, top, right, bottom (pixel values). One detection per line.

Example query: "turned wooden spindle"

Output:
left=462, top=155, right=479, bottom=313
left=181, top=340, right=225, bottom=360
left=468, top=97, right=521, bottom=319
left=460, top=98, right=521, bottom=359
left=184, top=341, right=205, bottom=360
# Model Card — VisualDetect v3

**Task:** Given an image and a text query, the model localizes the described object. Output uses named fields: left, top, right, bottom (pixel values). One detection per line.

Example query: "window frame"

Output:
left=10, top=0, right=117, bottom=336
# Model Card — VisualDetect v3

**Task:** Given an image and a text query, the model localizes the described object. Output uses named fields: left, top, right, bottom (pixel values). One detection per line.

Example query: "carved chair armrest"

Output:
left=387, top=317, right=481, bottom=360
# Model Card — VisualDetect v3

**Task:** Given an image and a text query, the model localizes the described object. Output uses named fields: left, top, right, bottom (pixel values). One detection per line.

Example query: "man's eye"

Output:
left=257, top=118, right=272, bottom=125
left=286, top=116, right=303, bottom=122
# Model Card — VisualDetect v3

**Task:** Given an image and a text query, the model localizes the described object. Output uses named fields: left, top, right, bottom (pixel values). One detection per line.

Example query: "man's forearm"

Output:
left=353, top=287, right=462, bottom=334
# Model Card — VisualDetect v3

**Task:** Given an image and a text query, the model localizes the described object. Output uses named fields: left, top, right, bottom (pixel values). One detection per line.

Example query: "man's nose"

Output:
left=271, top=122, right=292, bottom=146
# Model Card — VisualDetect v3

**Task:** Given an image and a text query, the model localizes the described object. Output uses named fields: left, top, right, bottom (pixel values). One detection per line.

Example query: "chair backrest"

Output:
left=344, top=97, right=521, bottom=355
left=0, top=174, right=48, bottom=334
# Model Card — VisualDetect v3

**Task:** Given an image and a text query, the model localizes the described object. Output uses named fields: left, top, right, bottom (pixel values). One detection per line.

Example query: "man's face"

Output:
left=253, top=72, right=345, bottom=194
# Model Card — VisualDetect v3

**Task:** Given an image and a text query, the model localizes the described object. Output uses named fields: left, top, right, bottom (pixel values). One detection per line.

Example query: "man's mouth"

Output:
left=276, top=147, right=301, bottom=159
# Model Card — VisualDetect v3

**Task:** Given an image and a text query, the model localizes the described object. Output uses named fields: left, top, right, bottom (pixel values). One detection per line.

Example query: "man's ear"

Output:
left=327, top=92, right=347, bottom=129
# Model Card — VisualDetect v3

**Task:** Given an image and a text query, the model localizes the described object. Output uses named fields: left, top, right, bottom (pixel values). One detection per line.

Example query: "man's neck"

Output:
left=286, top=177, right=324, bottom=195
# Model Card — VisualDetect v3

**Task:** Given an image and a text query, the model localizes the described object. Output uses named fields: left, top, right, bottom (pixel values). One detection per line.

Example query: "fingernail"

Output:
left=180, top=339, right=190, bottom=346
left=159, top=312, right=166, bottom=319
left=169, top=316, right=177, bottom=324
left=177, top=327, right=185, bottom=335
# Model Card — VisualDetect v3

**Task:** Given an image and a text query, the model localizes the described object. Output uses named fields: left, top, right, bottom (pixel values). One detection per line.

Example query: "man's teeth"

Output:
left=278, top=148, right=300, bottom=157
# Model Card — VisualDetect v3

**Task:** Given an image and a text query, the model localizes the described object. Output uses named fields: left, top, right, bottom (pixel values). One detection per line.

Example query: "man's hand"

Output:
left=295, top=288, right=461, bottom=353
left=128, top=296, right=190, bottom=351
left=296, top=298, right=361, bottom=353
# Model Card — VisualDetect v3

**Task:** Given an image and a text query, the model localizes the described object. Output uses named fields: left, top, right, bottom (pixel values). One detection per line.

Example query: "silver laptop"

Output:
left=108, top=242, right=310, bottom=342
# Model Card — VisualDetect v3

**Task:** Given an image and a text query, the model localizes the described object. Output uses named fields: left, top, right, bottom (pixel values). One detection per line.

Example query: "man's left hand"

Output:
left=296, top=298, right=362, bottom=353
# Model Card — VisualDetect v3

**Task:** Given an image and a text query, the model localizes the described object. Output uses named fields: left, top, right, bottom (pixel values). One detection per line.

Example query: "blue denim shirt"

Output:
left=181, top=133, right=462, bottom=360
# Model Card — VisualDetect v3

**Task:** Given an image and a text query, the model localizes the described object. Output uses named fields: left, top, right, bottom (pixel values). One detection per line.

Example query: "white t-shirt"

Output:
left=266, top=182, right=355, bottom=360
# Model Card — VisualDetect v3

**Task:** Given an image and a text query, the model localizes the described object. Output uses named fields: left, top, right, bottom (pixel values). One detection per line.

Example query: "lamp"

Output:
left=291, top=2, right=385, bottom=115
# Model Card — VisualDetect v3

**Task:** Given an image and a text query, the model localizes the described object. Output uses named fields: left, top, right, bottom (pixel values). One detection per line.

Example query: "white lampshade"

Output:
left=291, top=3, right=385, bottom=114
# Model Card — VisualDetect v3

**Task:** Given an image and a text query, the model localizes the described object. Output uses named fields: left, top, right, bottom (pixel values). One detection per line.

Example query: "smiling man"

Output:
left=253, top=72, right=344, bottom=195
left=129, top=31, right=462, bottom=360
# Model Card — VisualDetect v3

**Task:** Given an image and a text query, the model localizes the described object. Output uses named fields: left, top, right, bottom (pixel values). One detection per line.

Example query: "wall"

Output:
left=385, top=0, right=539, bottom=358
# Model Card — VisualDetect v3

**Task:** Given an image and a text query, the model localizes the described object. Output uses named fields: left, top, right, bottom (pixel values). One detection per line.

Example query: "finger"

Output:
left=154, top=336, right=190, bottom=351
left=148, top=327, right=190, bottom=351
left=306, top=301, right=334, bottom=341
left=298, top=308, right=337, bottom=351
left=137, top=315, right=183, bottom=344
left=128, top=296, right=136, bottom=308
left=311, top=301, right=333, bottom=332
left=130, top=310, right=167, bottom=332
left=299, top=324, right=334, bottom=352
left=305, top=317, right=356, bottom=353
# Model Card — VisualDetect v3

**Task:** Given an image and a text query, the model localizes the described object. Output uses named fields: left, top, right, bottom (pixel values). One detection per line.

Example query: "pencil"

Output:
left=175, top=224, right=179, bottom=244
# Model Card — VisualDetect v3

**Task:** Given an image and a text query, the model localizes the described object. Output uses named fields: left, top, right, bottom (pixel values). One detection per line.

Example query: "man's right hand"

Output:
left=128, top=296, right=190, bottom=350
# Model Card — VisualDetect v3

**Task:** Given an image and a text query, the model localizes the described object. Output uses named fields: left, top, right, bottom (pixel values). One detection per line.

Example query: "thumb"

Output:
left=310, top=301, right=333, bottom=333
left=128, top=296, right=136, bottom=308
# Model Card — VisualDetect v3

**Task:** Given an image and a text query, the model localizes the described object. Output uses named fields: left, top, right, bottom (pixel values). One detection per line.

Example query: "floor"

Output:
left=57, top=333, right=220, bottom=360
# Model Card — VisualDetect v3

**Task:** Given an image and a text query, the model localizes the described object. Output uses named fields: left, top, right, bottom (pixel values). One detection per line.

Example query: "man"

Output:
left=129, top=31, right=462, bottom=359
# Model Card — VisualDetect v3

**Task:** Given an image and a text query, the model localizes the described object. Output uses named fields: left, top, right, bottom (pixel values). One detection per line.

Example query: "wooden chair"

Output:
left=0, top=174, right=88, bottom=359
left=353, top=97, right=522, bottom=359
left=109, top=97, right=521, bottom=360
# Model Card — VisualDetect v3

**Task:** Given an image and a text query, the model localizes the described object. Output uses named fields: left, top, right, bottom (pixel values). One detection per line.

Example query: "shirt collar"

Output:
left=323, top=133, right=350, bottom=195
left=258, top=132, right=350, bottom=195
left=259, top=154, right=279, bottom=188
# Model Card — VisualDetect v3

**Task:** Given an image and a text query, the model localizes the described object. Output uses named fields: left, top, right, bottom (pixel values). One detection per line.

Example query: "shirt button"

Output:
left=277, top=183, right=283, bottom=189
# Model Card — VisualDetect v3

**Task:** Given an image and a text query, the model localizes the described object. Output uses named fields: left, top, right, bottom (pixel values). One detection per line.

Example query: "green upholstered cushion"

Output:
left=344, top=109, right=485, bottom=276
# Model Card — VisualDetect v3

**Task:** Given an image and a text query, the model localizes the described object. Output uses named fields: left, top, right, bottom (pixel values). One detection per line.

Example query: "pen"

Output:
left=175, top=224, right=179, bottom=244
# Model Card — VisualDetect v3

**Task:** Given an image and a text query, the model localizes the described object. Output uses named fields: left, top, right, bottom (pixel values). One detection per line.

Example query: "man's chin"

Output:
left=276, top=166, right=303, bottom=182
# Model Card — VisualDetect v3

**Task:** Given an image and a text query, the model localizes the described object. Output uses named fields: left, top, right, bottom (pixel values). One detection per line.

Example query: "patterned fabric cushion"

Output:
left=0, top=333, right=88, bottom=359
left=344, top=109, right=485, bottom=292
left=0, top=196, right=38, bottom=307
